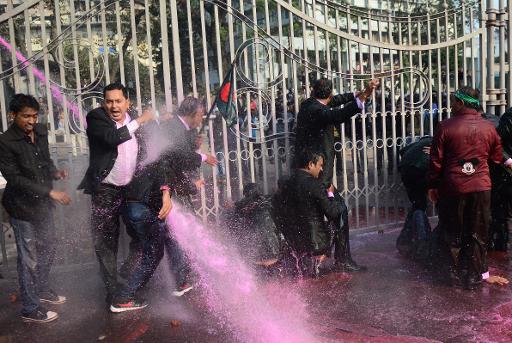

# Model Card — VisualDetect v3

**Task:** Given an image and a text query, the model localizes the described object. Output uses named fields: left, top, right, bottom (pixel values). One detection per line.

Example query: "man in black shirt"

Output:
left=294, top=78, right=378, bottom=271
left=0, top=94, right=71, bottom=323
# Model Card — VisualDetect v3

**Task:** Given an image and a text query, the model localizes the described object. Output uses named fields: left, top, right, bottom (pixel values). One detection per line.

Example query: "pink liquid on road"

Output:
left=167, top=204, right=316, bottom=343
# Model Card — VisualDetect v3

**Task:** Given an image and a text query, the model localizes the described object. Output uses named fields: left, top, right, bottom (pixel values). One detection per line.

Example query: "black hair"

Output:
left=177, top=96, right=205, bottom=117
left=312, top=78, right=333, bottom=99
left=242, top=183, right=260, bottom=198
left=9, top=93, right=40, bottom=114
left=456, top=86, right=481, bottom=111
left=297, top=149, right=325, bottom=169
left=103, top=82, right=129, bottom=99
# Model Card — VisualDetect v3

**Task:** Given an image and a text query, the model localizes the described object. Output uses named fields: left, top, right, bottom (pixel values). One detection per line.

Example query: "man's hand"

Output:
left=327, top=184, right=335, bottom=193
left=49, top=190, right=71, bottom=205
left=428, top=189, right=438, bottom=203
left=194, top=179, right=205, bottom=190
left=158, top=190, right=172, bottom=220
left=54, top=169, right=69, bottom=180
left=136, top=108, right=156, bottom=125
left=204, top=154, right=219, bottom=166
left=422, top=146, right=431, bottom=155
left=485, top=275, right=509, bottom=286
left=358, top=79, right=380, bottom=102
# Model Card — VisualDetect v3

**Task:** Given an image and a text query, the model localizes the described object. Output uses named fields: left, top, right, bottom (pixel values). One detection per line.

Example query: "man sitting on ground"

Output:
left=274, top=150, right=344, bottom=277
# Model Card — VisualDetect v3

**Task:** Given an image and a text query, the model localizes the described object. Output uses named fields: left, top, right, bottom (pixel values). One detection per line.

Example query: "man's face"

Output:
left=308, top=157, right=324, bottom=179
left=13, top=106, right=38, bottom=135
left=189, top=106, right=205, bottom=129
left=104, top=89, right=129, bottom=123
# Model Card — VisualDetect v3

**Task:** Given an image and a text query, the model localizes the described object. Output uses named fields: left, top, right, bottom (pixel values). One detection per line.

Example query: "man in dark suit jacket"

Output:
left=275, top=150, right=343, bottom=277
left=78, top=83, right=155, bottom=309
left=160, top=96, right=217, bottom=296
left=294, top=77, right=378, bottom=272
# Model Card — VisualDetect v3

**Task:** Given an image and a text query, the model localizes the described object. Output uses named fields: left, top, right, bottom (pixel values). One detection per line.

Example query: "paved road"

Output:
left=1, top=227, right=511, bottom=343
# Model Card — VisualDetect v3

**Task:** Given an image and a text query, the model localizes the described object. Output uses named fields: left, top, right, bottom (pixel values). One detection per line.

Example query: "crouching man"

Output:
left=274, top=150, right=345, bottom=276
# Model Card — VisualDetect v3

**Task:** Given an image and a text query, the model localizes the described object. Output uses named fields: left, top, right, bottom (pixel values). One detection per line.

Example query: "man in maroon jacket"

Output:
left=427, top=86, right=502, bottom=290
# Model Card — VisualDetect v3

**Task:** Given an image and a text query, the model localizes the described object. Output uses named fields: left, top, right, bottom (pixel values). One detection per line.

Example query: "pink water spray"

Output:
left=167, top=203, right=317, bottom=343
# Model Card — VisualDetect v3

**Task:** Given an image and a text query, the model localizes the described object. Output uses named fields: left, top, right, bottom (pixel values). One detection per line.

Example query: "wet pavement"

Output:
left=1, top=226, right=512, bottom=343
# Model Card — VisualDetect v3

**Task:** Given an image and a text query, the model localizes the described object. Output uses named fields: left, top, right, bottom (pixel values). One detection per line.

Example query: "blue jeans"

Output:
left=116, top=202, right=165, bottom=300
left=10, top=215, right=56, bottom=315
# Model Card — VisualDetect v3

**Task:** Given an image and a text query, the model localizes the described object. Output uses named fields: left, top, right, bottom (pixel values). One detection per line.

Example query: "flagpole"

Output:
left=199, top=98, right=217, bottom=134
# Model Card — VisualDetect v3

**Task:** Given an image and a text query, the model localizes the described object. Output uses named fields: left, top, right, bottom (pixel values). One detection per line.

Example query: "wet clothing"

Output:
left=400, top=136, right=432, bottom=211
left=160, top=116, right=203, bottom=286
left=0, top=123, right=59, bottom=316
left=489, top=108, right=512, bottom=251
left=10, top=215, right=56, bottom=316
left=295, top=93, right=361, bottom=188
left=0, top=124, right=58, bottom=222
left=79, top=108, right=142, bottom=299
left=427, top=107, right=502, bottom=196
left=293, top=93, right=362, bottom=263
left=437, top=191, right=491, bottom=280
left=397, top=137, right=433, bottom=260
left=224, top=191, right=281, bottom=263
left=78, top=107, right=135, bottom=194
left=274, top=170, right=343, bottom=256
left=161, top=116, right=202, bottom=197
left=115, top=201, right=166, bottom=301
left=428, top=107, right=502, bottom=285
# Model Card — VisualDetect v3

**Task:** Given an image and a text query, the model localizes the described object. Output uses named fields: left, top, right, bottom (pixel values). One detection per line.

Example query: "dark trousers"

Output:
left=116, top=202, right=165, bottom=300
left=91, top=183, right=137, bottom=299
left=10, top=213, right=56, bottom=315
left=489, top=182, right=512, bottom=251
left=401, top=168, right=428, bottom=212
left=164, top=194, right=193, bottom=286
left=330, top=190, right=353, bottom=262
left=438, top=190, right=491, bottom=280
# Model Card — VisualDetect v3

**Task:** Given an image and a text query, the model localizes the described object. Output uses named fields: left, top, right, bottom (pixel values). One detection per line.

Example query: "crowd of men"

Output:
left=397, top=87, right=511, bottom=289
left=2, top=78, right=511, bottom=324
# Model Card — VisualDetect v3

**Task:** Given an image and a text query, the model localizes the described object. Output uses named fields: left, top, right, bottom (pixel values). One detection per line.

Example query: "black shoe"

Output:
left=39, top=290, right=66, bottom=305
left=333, top=260, right=367, bottom=272
left=110, top=299, right=148, bottom=313
left=464, top=274, right=483, bottom=291
left=21, top=308, right=58, bottom=323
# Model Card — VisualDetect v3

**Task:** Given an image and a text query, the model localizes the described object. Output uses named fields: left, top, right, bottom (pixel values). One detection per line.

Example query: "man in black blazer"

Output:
left=78, top=83, right=155, bottom=309
left=275, top=150, right=343, bottom=276
left=160, top=96, right=217, bottom=296
left=294, top=77, right=378, bottom=272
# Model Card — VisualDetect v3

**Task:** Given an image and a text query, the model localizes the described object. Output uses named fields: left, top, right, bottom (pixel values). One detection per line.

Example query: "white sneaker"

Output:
left=40, top=290, right=67, bottom=305
left=22, top=309, right=59, bottom=323
left=172, top=283, right=194, bottom=297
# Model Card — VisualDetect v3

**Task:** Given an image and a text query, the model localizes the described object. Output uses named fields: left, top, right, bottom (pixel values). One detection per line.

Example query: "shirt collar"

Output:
left=6, top=123, right=46, bottom=141
left=177, top=115, right=190, bottom=130
left=112, top=113, right=131, bottom=127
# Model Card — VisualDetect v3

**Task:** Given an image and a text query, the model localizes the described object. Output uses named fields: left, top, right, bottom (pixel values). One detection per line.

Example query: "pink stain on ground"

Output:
left=167, top=204, right=317, bottom=343
left=0, top=36, right=83, bottom=125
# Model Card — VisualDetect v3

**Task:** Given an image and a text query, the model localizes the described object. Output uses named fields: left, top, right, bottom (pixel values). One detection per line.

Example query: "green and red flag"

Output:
left=200, top=62, right=238, bottom=134
left=214, top=63, right=237, bottom=127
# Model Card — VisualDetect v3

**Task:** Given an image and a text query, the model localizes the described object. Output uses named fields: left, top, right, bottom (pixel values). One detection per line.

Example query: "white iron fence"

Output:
left=0, top=0, right=510, bottom=230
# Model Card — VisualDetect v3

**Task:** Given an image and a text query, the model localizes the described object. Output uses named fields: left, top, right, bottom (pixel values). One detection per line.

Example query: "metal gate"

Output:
left=0, top=0, right=509, bottom=230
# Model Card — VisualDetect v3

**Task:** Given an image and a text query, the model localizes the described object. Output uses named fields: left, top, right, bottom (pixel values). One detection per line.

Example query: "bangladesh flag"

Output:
left=215, top=64, right=237, bottom=127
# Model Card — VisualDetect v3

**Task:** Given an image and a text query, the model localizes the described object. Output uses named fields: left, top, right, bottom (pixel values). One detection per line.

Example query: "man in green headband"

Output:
left=427, top=86, right=503, bottom=290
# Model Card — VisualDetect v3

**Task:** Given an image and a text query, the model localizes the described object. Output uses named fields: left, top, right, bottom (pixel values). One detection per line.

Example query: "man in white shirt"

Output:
left=78, top=83, right=157, bottom=309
